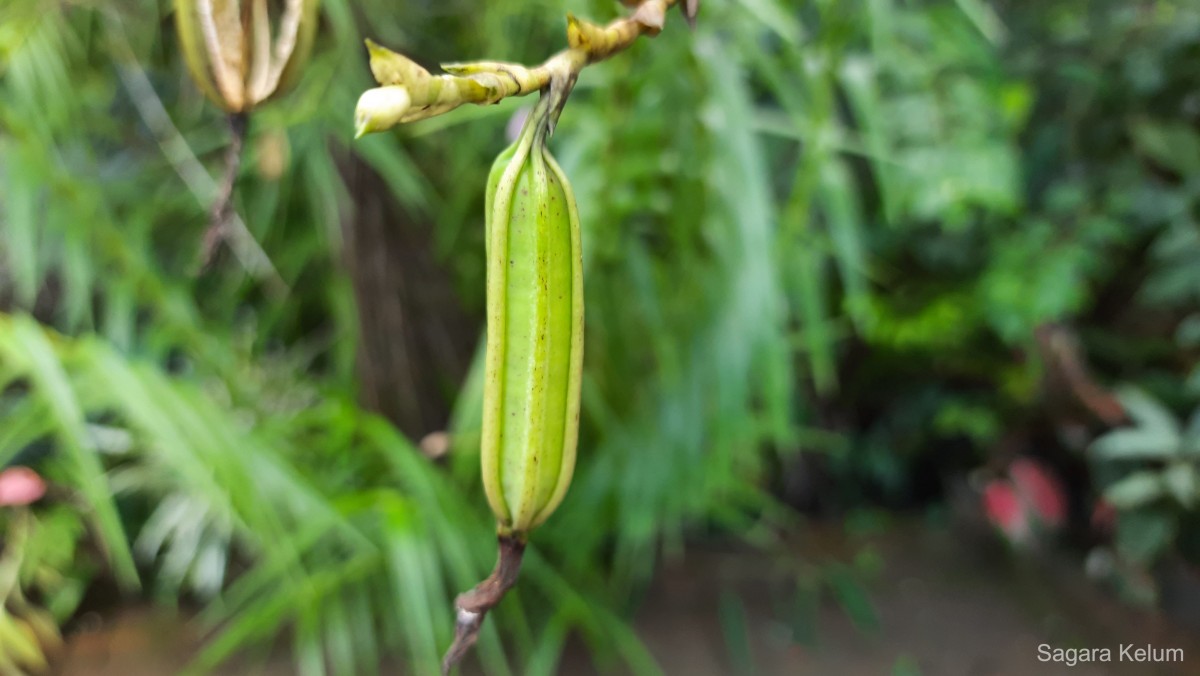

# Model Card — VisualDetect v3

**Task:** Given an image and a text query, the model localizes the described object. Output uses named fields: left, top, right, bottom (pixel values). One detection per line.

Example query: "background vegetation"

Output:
left=0, top=0, right=1198, bottom=674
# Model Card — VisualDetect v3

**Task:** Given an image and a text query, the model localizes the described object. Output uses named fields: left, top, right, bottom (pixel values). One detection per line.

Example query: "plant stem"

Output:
left=357, top=0, right=698, bottom=132
left=441, top=534, right=526, bottom=675
left=200, top=112, right=249, bottom=270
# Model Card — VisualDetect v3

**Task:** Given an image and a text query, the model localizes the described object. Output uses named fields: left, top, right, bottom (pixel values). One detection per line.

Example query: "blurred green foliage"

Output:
left=1090, top=388, right=1200, bottom=584
left=0, top=0, right=1198, bottom=674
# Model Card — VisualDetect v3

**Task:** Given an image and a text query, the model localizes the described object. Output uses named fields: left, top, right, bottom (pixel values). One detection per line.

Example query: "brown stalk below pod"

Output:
left=200, top=112, right=249, bottom=270
left=441, top=534, right=526, bottom=675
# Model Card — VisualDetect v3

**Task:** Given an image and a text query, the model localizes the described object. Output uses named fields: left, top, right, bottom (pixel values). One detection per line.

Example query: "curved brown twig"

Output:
left=1035, top=323, right=1128, bottom=427
left=200, top=111, right=248, bottom=270
left=441, top=534, right=526, bottom=675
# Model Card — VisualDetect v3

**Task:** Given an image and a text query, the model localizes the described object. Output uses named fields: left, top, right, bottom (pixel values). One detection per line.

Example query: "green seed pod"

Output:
left=480, top=99, right=584, bottom=537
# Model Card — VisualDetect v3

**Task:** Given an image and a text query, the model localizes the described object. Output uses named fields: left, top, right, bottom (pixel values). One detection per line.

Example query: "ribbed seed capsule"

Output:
left=174, top=0, right=320, bottom=112
left=480, top=99, right=584, bottom=537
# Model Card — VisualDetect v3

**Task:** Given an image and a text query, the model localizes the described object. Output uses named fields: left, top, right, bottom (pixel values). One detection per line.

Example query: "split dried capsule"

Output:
left=175, top=0, right=319, bottom=112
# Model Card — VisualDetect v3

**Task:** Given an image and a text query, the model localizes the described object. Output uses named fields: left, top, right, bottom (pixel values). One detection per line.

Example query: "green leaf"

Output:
left=1129, top=119, right=1200, bottom=176
left=524, top=611, right=569, bottom=676
left=1, top=169, right=40, bottom=306
left=718, top=591, right=757, bottom=675
left=1162, top=462, right=1197, bottom=508
left=952, top=0, right=1008, bottom=44
left=0, top=316, right=139, bottom=590
left=1104, top=471, right=1166, bottom=509
left=0, top=395, right=55, bottom=468
left=826, top=565, right=878, bottom=633
left=1114, top=510, right=1176, bottom=564
left=1091, top=428, right=1180, bottom=460
left=1115, top=388, right=1181, bottom=441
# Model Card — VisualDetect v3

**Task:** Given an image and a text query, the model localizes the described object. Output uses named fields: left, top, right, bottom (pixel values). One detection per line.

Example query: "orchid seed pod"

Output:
left=479, top=92, right=584, bottom=538
left=174, top=0, right=320, bottom=112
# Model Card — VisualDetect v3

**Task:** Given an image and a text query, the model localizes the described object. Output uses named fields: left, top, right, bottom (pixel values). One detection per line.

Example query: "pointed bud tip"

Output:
left=364, top=38, right=400, bottom=62
left=566, top=13, right=588, bottom=50
left=354, top=86, right=412, bottom=137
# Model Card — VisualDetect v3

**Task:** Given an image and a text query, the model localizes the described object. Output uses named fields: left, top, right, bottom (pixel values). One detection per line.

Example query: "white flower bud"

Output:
left=354, top=86, right=411, bottom=138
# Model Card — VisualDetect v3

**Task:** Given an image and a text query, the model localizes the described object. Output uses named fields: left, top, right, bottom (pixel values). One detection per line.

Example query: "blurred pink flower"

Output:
left=1009, top=457, right=1067, bottom=528
left=0, top=467, right=47, bottom=506
left=983, top=480, right=1029, bottom=544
